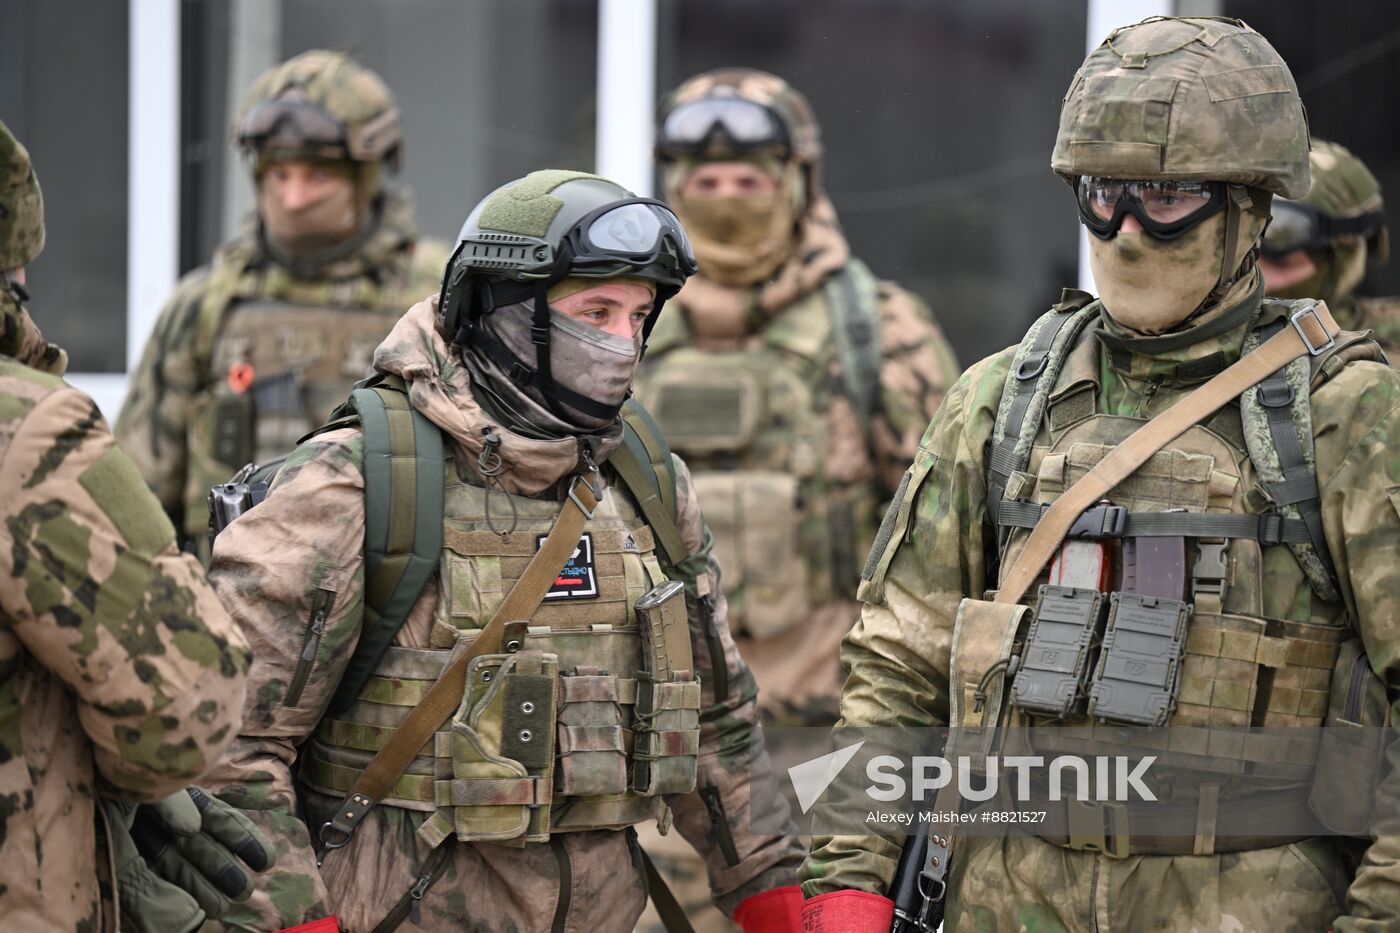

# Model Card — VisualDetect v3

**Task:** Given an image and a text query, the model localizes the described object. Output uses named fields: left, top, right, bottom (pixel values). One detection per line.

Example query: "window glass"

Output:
left=0, top=0, right=129, bottom=372
left=1226, top=3, right=1400, bottom=298
left=658, top=0, right=1088, bottom=365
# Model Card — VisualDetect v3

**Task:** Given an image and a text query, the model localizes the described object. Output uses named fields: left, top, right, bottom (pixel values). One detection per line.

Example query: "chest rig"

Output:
left=943, top=293, right=1387, bottom=855
left=637, top=260, right=882, bottom=639
left=181, top=246, right=420, bottom=541
left=299, top=458, right=701, bottom=846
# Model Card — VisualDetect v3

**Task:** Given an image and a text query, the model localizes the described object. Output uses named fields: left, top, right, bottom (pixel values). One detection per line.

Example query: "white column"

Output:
left=1077, top=0, right=1171, bottom=295
left=222, top=0, right=282, bottom=241
left=69, top=0, right=181, bottom=420
left=595, top=0, right=657, bottom=197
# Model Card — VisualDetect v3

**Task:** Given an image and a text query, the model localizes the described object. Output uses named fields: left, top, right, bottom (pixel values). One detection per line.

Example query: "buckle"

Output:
left=1257, top=381, right=1295, bottom=409
left=1257, top=512, right=1285, bottom=546
left=1191, top=540, right=1229, bottom=601
left=1067, top=504, right=1128, bottom=539
left=1289, top=305, right=1336, bottom=357
left=508, top=360, right=534, bottom=386
left=1015, top=352, right=1048, bottom=381
left=567, top=474, right=601, bottom=520
left=1067, top=799, right=1130, bottom=859
left=530, top=323, right=551, bottom=346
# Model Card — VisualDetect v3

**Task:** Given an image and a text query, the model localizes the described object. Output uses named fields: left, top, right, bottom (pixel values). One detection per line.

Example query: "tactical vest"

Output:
left=180, top=245, right=430, bottom=542
left=637, top=260, right=882, bottom=639
left=298, top=462, right=701, bottom=845
left=932, top=293, right=1389, bottom=849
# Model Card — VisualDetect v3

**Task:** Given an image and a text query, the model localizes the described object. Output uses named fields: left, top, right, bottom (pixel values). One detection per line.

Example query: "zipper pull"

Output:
left=409, top=869, right=434, bottom=925
left=301, top=602, right=330, bottom=662
left=578, top=436, right=599, bottom=478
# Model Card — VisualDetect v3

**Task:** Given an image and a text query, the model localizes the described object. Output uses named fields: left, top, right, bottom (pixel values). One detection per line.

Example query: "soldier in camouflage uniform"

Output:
left=194, top=170, right=806, bottom=932
left=116, top=50, right=447, bottom=554
left=633, top=66, right=960, bottom=933
left=1260, top=139, right=1400, bottom=359
left=800, top=17, right=1400, bottom=932
left=0, top=120, right=252, bottom=931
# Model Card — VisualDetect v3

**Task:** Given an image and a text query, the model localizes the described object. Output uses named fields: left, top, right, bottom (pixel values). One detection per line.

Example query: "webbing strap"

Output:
left=988, top=300, right=1099, bottom=536
left=1254, top=325, right=1339, bottom=584
left=824, top=258, right=882, bottom=423
left=640, top=847, right=696, bottom=933
left=995, top=303, right=1340, bottom=606
left=317, top=474, right=600, bottom=859
left=995, top=499, right=1313, bottom=545
left=328, top=384, right=445, bottom=715
left=614, top=401, right=690, bottom=568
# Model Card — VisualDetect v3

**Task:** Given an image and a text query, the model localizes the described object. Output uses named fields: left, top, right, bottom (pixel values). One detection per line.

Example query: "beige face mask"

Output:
left=1091, top=211, right=1265, bottom=334
left=257, top=168, right=362, bottom=258
left=671, top=162, right=801, bottom=287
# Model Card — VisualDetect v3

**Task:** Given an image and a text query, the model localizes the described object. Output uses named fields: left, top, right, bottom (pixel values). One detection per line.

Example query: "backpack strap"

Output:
left=987, top=289, right=1100, bottom=547
left=612, top=399, right=698, bottom=576
left=822, top=258, right=883, bottom=424
left=327, top=376, right=444, bottom=715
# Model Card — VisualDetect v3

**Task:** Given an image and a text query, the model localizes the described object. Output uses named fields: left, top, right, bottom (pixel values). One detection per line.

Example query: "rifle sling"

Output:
left=318, top=473, right=602, bottom=859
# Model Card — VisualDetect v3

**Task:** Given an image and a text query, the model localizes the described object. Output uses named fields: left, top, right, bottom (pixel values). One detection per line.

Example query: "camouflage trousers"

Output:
left=945, top=834, right=1350, bottom=932
left=633, top=821, right=738, bottom=933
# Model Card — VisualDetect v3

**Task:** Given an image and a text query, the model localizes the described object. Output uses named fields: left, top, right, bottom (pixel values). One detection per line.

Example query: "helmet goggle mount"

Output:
left=1077, top=177, right=1230, bottom=241
left=236, top=92, right=402, bottom=166
left=657, top=97, right=791, bottom=158
left=440, top=198, right=698, bottom=423
left=1260, top=199, right=1387, bottom=260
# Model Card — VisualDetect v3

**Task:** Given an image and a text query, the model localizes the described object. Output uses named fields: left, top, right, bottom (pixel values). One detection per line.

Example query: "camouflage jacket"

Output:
left=202, top=299, right=804, bottom=932
left=115, top=186, right=447, bottom=543
left=1336, top=293, right=1400, bottom=362
left=801, top=283, right=1400, bottom=931
left=0, top=292, right=250, bottom=932
left=636, top=201, right=958, bottom=727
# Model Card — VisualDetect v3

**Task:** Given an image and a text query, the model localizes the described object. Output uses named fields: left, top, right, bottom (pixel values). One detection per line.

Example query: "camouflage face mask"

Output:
left=1092, top=211, right=1265, bottom=334
left=257, top=164, right=362, bottom=258
left=670, top=161, right=802, bottom=287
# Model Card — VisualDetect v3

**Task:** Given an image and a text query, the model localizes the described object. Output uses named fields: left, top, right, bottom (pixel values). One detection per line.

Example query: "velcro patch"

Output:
left=538, top=532, right=599, bottom=600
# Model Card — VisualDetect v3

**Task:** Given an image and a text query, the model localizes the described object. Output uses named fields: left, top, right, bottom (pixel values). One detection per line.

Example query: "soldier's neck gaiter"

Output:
left=1092, top=212, right=1265, bottom=335
left=258, top=176, right=362, bottom=259
left=672, top=168, right=800, bottom=288
left=1269, top=241, right=1367, bottom=309
left=463, top=298, right=643, bottom=439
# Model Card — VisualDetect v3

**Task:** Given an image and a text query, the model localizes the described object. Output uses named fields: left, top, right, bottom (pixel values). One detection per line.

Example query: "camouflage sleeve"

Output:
left=114, top=268, right=212, bottom=528
left=801, top=351, right=1012, bottom=898
left=662, top=453, right=807, bottom=914
left=0, top=378, right=249, bottom=798
left=1310, top=362, right=1400, bottom=932
left=870, top=283, right=961, bottom=494
left=204, top=428, right=370, bottom=931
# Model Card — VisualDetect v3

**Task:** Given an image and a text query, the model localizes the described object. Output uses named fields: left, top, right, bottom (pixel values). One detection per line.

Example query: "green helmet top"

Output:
left=438, top=170, right=697, bottom=339
left=1298, top=140, right=1383, bottom=220
left=0, top=119, right=44, bottom=272
left=1052, top=16, right=1310, bottom=198
left=233, top=50, right=401, bottom=167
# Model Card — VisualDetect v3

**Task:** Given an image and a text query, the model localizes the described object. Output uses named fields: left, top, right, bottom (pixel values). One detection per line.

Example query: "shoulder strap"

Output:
left=995, top=302, right=1342, bottom=606
left=612, top=399, right=695, bottom=573
left=986, top=289, right=1100, bottom=543
left=327, top=377, right=445, bottom=715
left=823, top=258, right=883, bottom=423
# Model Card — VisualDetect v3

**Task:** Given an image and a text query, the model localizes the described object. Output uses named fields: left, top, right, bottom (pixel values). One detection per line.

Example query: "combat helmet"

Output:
left=0, top=119, right=44, bottom=275
left=1053, top=16, right=1311, bottom=295
left=438, top=170, right=697, bottom=419
left=1262, top=140, right=1388, bottom=265
left=233, top=50, right=402, bottom=171
left=656, top=67, right=824, bottom=200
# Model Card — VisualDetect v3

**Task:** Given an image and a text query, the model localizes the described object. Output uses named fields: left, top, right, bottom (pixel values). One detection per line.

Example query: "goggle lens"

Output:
left=1077, top=177, right=1225, bottom=240
left=578, top=200, right=696, bottom=269
left=238, top=99, right=346, bottom=150
left=659, top=98, right=785, bottom=150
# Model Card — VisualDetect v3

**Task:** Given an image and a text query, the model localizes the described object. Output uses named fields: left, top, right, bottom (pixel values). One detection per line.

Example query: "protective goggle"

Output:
left=1076, top=177, right=1228, bottom=241
left=452, top=198, right=698, bottom=286
left=235, top=97, right=401, bottom=163
left=1260, top=199, right=1386, bottom=259
left=657, top=97, right=790, bottom=156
